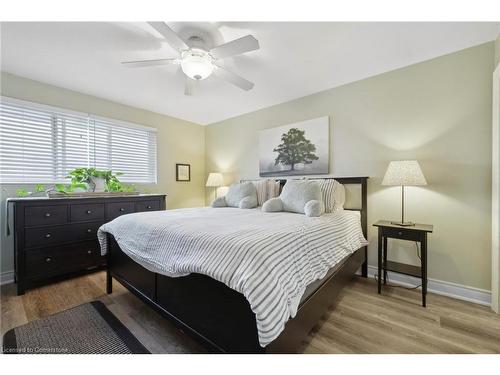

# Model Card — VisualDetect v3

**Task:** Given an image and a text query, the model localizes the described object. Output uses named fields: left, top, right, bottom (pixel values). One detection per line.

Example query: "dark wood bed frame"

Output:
left=106, top=177, right=368, bottom=353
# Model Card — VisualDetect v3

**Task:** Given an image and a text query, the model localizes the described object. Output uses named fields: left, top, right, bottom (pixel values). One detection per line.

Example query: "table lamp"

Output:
left=382, top=160, right=427, bottom=226
left=206, top=172, right=224, bottom=200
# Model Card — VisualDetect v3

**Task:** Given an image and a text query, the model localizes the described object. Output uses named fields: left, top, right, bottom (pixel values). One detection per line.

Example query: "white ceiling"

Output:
left=1, top=22, right=499, bottom=125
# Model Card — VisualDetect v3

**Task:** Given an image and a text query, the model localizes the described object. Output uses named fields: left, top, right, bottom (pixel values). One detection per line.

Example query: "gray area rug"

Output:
left=2, top=301, right=149, bottom=354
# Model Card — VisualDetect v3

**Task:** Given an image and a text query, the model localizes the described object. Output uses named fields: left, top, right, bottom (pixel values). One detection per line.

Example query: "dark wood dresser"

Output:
left=7, top=194, right=166, bottom=295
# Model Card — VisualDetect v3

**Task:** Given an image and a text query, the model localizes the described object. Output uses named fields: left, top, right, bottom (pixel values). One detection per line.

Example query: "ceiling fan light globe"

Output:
left=181, top=52, right=214, bottom=80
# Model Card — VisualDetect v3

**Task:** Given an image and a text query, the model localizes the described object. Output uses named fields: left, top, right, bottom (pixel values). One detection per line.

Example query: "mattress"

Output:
left=299, top=255, right=349, bottom=304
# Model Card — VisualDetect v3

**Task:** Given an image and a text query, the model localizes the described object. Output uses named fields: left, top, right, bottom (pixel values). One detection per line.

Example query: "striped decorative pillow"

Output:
left=268, top=180, right=281, bottom=200
left=317, top=179, right=345, bottom=213
left=252, top=179, right=281, bottom=206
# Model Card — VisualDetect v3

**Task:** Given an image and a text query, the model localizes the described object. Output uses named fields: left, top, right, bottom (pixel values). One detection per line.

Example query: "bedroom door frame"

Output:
left=492, top=64, right=500, bottom=313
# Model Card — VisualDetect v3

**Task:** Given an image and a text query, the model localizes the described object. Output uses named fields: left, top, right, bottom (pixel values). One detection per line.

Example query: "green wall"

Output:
left=496, top=34, right=500, bottom=69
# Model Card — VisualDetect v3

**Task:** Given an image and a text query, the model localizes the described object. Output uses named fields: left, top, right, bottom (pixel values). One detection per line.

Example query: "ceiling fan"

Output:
left=122, top=22, right=260, bottom=95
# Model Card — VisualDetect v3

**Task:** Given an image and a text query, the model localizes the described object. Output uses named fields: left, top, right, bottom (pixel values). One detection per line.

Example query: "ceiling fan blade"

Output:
left=148, top=22, right=189, bottom=52
left=184, top=77, right=197, bottom=96
left=210, top=35, right=259, bottom=59
left=213, top=65, right=254, bottom=91
left=121, top=58, right=178, bottom=68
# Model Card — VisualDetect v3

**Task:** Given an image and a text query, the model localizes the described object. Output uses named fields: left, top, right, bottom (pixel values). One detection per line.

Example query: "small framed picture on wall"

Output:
left=176, top=163, right=191, bottom=182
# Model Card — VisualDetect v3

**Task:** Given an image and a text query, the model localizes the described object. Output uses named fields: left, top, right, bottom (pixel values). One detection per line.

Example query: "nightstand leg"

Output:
left=378, top=229, right=382, bottom=294
left=421, top=235, right=427, bottom=307
left=383, top=236, right=388, bottom=284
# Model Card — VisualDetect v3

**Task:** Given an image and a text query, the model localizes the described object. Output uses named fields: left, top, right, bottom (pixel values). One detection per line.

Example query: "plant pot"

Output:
left=90, top=177, right=106, bottom=192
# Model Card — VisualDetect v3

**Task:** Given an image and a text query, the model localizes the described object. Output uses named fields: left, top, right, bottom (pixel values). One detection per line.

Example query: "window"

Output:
left=0, top=97, right=157, bottom=184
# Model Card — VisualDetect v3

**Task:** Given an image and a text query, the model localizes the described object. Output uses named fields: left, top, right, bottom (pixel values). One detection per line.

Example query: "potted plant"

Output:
left=14, top=169, right=135, bottom=198
left=15, top=182, right=87, bottom=197
left=67, top=168, right=124, bottom=192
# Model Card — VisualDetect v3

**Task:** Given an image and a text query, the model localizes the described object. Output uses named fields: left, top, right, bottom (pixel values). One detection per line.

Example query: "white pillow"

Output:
left=239, top=195, right=258, bottom=209
left=280, top=180, right=322, bottom=214
left=304, top=200, right=325, bottom=217
left=252, top=179, right=281, bottom=206
left=224, top=182, right=258, bottom=209
left=316, top=179, right=345, bottom=212
left=262, top=197, right=283, bottom=212
left=211, top=196, right=227, bottom=207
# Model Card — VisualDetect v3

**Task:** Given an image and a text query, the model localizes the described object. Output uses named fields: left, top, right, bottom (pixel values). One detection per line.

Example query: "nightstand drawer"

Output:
left=382, top=227, right=423, bottom=241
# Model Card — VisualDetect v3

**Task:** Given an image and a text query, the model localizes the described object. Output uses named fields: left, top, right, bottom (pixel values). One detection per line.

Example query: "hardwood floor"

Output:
left=2, top=272, right=499, bottom=353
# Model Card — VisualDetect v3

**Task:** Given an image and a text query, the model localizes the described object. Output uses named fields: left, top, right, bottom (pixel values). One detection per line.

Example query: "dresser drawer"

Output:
left=106, top=202, right=135, bottom=220
left=70, top=203, right=105, bottom=222
left=25, top=241, right=104, bottom=279
left=70, top=222, right=103, bottom=242
left=382, top=227, right=423, bottom=242
left=24, top=205, right=68, bottom=227
left=25, top=222, right=103, bottom=248
left=135, top=200, right=161, bottom=212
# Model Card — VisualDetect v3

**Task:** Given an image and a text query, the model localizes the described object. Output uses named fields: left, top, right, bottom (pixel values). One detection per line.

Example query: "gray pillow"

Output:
left=239, top=195, right=258, bottom=209
left=211, top=196, right=227, bottom=207
left=304, top=200, right=325, bottom=217
left=224, top=182, right=258, bottom=209
left=262, top=197, right=283, bottom=212
left=280, top=180, right=322, bottom=214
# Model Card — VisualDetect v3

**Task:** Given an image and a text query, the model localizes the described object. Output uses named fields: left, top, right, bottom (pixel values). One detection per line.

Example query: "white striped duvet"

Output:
left=97, top=207, right=368, bottom=347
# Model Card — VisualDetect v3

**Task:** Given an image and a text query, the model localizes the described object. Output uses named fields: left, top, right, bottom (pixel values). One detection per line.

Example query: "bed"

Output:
left=99, top=177, right=368, bottom=353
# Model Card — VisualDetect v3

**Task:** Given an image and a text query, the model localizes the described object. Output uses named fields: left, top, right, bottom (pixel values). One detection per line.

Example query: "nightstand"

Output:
left=373, top=220, right=433, bottom=307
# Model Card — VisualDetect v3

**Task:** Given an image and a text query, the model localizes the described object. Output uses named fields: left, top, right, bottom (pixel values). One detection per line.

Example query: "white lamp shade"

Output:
left=382, top=160, right=427, bottom=186
left=206, top=172, right=224, bottom=187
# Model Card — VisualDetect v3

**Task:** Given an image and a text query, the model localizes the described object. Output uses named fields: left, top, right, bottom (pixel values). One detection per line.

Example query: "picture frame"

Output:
left=259, top=116, right=329, bottom=177
left=176, top=163, right=191, bottom=182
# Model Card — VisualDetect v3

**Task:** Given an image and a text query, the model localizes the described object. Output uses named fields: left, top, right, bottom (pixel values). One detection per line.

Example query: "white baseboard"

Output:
left=0, top=270, right=14, bottom=286
left=364, top=265, right=491, bottom=307
left=0, top=266, right=492, bottom=306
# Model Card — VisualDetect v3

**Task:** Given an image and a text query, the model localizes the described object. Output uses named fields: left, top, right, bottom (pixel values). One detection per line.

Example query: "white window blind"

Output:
left=90, top=117, right=157, bottom=183
left=0, top=97, right=157, bottom=184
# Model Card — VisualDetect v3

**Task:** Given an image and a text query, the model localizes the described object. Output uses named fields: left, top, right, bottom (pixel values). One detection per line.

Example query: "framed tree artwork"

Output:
left=176, top=163, right=191, bottom=182
left=258, top=116, right=329, bottom=176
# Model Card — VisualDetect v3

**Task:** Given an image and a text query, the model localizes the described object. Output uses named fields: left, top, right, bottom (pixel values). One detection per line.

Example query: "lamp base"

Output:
left=390, top=221, right=415, bottom=227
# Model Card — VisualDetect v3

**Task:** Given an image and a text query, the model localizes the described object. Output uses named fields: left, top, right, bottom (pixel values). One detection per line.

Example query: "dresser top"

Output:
left=7, top=193, right=166, bottom=203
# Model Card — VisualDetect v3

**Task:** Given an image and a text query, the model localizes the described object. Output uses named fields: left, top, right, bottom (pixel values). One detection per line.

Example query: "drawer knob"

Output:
left=398, top=231, right=402, bottom=236
left=147, top=205, right=152, bottom=209
left=45, top=257, right=52, bottom=262
left=86, top=210, right=92, bottom=214
left=45, top=233, right=51, bottom=238
left=44, top=213, right=51, bottom=217
left=87, top=228, right=92, bottom=233
left=119, top=208, right=125, bottom=212
left=87, top=250, right=92, bottom=254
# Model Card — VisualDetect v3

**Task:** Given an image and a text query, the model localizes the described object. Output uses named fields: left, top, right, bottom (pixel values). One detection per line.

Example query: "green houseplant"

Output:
left=67, top=168, right=124, bottom=192
left=15, top=169, right=135, bottom=197
left=66, top=168, right=135, bottom=193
